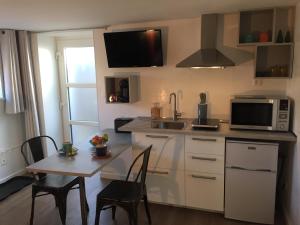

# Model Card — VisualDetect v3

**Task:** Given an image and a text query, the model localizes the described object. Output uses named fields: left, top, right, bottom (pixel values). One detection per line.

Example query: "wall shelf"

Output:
left=255, top=44, right=293, bottom=78
left=105, top=74, right=139, bottom=103
left=238, top=7, right=295, bottom=46
left=238, top=42, right=293, bottom=47
left=239, top=9, right=274, bottom=45
left=237, top=6, right=295, bottom=78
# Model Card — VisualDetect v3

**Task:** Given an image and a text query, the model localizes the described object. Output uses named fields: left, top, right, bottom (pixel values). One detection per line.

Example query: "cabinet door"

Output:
left=185, top=135, right=225, bottom=155
left=185, top=172, right=224, bottom=212
left=145, top=168, right=185, bottom=206
left=226, top=141, right=278, bottom=171
left=100, top=147, right=132, bottom=179
left=132, top=132, right=184, bottom=170
left=225, top=168, right=276, bottom=224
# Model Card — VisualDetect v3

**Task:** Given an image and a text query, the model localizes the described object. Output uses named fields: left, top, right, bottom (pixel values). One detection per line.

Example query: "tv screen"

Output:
left=103, top=29, right=163, bottom=68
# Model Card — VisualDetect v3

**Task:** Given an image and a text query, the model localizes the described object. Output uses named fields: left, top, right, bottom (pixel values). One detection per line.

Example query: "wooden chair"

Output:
left=21, top=135, right=89, bottom=225
left=94, top=145, right=152, bottom=225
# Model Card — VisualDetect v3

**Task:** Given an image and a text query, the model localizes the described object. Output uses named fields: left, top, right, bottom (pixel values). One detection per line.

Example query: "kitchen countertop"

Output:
left=119, top=117, right=297, bottom=142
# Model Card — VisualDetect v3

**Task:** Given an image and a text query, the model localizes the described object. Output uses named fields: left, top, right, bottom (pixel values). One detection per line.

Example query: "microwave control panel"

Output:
left=276, top=99, right=290, bottom=131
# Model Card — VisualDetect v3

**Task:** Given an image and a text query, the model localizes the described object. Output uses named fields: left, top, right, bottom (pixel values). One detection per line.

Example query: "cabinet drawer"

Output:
left=186, top=153, right=224, bottom=174
left=185, top=172, right=224, bottom=212
left=185, top=135, right=225, bottom=155
left=133, top=167, right=185, bottom=206
left=132, top=132, right=184, bottom=170
left=226, top=141, right=278, bottom=171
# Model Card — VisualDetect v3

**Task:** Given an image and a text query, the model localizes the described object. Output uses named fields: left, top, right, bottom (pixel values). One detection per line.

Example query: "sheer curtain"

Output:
left=0, top=30, right=41, bottom=163
left=0, top=30, right=24, bottom=113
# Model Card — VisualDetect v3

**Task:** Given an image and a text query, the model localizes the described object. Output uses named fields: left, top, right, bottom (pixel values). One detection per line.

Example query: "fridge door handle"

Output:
left=229, top=166, right=273, bottom=173
left=230, top=166, right=247, bottom=170
left=254, top=169, right=272, bottom=172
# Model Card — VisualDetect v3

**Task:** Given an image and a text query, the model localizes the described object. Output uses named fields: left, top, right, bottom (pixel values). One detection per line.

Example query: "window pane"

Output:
left=71, top=125, right=99, bottom=147
left=65, top=47, right=96, bottom=83
left=69, top=88, right=98, bottom=121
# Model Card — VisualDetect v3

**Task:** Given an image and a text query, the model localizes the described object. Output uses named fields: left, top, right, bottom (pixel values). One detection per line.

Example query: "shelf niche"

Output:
left=105, top=75, right=140, bottom=103
left=239, top=9, right=274, bottom=45
left=274, top=7, right=295, bottom=43
left=255, top=44, right=293, bottom=78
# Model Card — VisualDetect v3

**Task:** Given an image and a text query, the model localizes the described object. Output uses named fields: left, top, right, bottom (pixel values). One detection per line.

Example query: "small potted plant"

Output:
left=90, top=134, right=109, bottom=156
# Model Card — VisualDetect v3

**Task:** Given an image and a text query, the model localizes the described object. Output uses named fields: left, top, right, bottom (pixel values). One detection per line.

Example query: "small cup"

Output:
left=63, top=142, right=73, bottom=156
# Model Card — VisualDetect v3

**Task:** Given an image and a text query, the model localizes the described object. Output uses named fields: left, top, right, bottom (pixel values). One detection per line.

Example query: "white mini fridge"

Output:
left=225, top=140, right=279, bottom=224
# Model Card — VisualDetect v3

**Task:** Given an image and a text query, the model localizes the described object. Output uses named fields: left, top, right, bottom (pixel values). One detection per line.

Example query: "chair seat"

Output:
left=98, top=180, right=142, bottom=203
left=34, top=174, right=79, bottom=189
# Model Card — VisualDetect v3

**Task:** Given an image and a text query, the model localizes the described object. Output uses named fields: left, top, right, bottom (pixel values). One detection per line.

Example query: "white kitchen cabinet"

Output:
left=145, top=169, right=185, bottom=206
left=132, top=132, right=184, bottom=170
left=185, top=135, right=225, bottom=212
left=132, top=132, right=225, bottom=210
left=132, top=132, right=185, bottom=206
left=100, top=147, right=132, bottom=180
left=185, top=172, right=224, bottom=211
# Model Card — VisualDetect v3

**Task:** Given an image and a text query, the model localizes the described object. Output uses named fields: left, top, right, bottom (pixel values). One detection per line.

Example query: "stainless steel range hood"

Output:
left=176, top=14, right=235, bottom=69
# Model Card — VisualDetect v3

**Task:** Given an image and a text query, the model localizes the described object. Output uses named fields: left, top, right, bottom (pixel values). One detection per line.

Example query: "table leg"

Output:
left=79, top=177, right=88, bottom=225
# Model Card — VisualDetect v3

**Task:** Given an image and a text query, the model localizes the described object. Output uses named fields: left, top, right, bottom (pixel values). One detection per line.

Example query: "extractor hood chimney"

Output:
left=176, top=14, right=235, bottom=69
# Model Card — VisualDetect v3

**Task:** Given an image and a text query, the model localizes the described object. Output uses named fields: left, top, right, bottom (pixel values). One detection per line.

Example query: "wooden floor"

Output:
left=0, top=175, right=286, bottom=225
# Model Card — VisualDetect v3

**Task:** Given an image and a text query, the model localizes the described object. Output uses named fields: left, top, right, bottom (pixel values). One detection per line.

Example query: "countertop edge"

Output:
left=119, top=119, right=297, bottom=142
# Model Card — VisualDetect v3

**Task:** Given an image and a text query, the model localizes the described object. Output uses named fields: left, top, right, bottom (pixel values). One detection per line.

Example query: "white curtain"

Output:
left=0, top=30, right=41, bottom=163
left=0, top=30, right=24, bottom=114
left=17, top=31, right=41, bottom=140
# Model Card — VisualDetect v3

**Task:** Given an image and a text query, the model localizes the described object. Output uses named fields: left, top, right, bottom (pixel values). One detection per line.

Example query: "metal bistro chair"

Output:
left=94, top=145, right=152, bottom=225
left=21, top=135, right=89, bottom=225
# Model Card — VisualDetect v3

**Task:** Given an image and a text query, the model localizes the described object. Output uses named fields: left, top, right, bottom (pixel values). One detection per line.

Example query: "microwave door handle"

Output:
left=272, top=99, right=279, bottom=130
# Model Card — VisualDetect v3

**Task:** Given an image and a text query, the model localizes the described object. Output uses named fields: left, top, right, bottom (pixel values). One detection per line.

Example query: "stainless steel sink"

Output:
left=151, top=120, right=185, bottom=130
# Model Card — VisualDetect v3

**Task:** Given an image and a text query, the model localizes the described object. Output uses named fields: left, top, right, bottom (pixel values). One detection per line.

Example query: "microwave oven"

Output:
left=230, top=95, right=290, bottom=131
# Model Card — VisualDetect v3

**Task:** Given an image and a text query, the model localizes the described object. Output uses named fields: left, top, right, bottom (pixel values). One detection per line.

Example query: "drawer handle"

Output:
left=248, top=146, right=256, bottom=150
left=191, top=174, right=216, bottom=180
left=191, top=156, right=217, bottom=161
left=192, top=137, right=217, bottom=142
left=146, top=135, right=169, bottom=139
left=148, top=170, right=169, bottom=175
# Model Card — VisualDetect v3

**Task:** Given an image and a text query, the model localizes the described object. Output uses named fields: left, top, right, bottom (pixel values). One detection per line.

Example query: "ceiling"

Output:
left=0, top=0, right=299, bottom=31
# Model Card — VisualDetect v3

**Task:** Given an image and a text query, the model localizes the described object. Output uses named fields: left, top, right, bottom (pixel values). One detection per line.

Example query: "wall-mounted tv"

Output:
left=103, top=29, right=163, bottom=68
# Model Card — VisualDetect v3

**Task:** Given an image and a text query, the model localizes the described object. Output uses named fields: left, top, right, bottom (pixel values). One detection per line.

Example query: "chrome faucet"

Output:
left=169, top=92, right=182, bottom=120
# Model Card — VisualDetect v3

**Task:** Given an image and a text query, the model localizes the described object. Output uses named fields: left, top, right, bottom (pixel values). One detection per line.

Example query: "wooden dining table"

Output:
left=26, top=129, right=132, bottom=225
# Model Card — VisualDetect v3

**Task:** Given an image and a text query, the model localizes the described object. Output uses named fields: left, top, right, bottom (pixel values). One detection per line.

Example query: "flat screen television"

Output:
left=103, top=29, right=163, bottom=68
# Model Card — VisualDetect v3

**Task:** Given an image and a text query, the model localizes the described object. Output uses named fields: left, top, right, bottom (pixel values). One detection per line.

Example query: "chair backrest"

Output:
left=21, top=135, right=58, bottom=165
left=126, top=145, right=152, bottom=189
left=21, top=135, right=58, bottom=179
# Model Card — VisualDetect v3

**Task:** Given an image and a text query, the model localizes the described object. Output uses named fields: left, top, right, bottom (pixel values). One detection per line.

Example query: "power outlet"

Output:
left=0, top=152, right=7, bottom=166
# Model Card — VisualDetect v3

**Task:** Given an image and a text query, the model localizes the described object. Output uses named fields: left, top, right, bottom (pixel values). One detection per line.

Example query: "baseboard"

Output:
left=283, top=205, right=294, bottom=225
left=0, top=169, right=26, bottom=184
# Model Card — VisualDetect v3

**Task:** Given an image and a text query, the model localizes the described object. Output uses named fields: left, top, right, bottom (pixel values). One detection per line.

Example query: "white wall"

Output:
left=284, top=3, right=300, bottom=225
left=37, top=35, right=63, bottom=155
left=0, top=101, right=25, bottom=183
left=93, top=16, right=287, bottom=129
